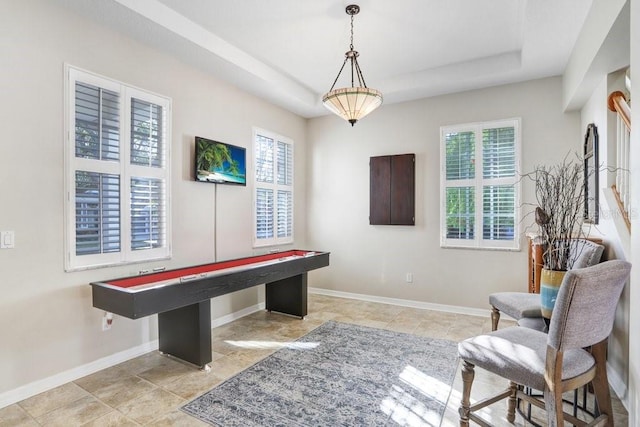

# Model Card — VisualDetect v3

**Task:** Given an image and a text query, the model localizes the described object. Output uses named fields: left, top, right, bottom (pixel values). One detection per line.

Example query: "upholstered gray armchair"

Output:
left=459, top=260, right=631, bottom=426
left=489, top=239, right=604, bottom=331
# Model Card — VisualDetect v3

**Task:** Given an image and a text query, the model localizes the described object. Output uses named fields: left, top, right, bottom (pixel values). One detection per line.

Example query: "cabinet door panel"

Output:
left=390, top=154, right=415, bottom=225
left=369, top=156, right=391, bottom=225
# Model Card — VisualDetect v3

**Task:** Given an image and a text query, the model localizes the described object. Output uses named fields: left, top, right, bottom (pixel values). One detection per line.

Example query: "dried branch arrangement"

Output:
left=529, top=158, right=586, bottom=271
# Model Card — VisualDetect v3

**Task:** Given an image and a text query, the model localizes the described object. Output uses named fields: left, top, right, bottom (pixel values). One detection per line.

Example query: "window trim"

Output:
left=252, top=127, right=294, bottom=248
left=64, top=65, right=172, bottom=271
left=439, top=118, right=521, bottom=251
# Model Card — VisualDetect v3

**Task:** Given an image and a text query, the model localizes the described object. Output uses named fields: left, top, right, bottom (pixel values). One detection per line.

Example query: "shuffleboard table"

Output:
left=90, top=250, right=330, bottom=369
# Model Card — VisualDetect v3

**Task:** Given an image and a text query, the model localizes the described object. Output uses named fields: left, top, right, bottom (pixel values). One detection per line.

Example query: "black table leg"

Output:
left=158, top=300, right=212, bottom=368
left=265, top=273, right=307, bottom=318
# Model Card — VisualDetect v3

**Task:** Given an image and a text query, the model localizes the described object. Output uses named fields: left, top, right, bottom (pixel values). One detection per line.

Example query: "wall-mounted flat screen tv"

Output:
left=195, top=136, right=246, bottom=185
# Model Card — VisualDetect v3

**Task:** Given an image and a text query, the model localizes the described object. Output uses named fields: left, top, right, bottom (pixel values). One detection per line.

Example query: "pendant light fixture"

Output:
left=322, top=4, right=382, bottom=126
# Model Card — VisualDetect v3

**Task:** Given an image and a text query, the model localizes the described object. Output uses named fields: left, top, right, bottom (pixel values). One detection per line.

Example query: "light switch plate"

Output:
left=1, top=231, right=15, bottom=249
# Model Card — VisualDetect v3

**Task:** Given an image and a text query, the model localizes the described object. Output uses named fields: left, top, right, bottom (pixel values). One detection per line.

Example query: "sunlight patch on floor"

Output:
left=380, top=365, right=453, bottom=426
left=447, top=381, right=510, bottom=425
left=381, top=384, right=442, bottom=426
left=223, top=340, right=319, bottom=350
left=399, top=365, right=452, bottom=403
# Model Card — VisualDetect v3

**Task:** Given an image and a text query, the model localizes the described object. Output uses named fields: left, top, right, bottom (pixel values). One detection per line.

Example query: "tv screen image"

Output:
left=195, top=136, right=246, bottom=185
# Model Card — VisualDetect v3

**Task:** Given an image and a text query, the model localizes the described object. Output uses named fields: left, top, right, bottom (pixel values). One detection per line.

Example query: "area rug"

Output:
left=181, top=321, right=459, bottom=426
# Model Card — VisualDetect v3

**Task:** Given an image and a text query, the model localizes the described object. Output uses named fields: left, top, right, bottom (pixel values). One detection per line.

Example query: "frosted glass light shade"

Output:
left=322, top=86, right=383, bottom=126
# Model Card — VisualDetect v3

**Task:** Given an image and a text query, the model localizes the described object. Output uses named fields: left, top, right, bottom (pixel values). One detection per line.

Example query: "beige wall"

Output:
left=306, top=77, right=580, bottom=309
left=0, top=0, right=307, bottom=398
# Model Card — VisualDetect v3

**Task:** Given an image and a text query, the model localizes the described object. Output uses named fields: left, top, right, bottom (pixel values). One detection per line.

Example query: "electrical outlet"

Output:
left=102, top=312, right=113, bottom=331
left=0, top=231, right=15, bottom=249
left=406, top=273, right=413, bottom=283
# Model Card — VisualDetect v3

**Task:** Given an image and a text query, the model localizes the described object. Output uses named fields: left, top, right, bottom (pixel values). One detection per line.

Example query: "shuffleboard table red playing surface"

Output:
left=91, top=250, right=330, bottom=369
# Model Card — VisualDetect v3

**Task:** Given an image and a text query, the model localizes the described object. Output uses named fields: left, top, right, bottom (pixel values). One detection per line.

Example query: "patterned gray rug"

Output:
left=182, top=321, right=459, bottom=426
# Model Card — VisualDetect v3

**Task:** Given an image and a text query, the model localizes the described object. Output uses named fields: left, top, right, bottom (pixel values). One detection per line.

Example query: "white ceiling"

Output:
left=57, top=0, right=593, bottom=118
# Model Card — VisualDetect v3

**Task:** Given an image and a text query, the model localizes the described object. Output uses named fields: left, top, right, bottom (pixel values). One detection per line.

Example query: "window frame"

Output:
left=64, top=65, right=172, bottom=271
left=440, top=118, right=521, bottom=251
left=252, top=127, right=294, bottom=248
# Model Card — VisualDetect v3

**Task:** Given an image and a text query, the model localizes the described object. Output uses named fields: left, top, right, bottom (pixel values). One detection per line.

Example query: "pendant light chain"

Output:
left=350, top=13, right=354, bottom=51
left=350, top=13, right=355, bottom=88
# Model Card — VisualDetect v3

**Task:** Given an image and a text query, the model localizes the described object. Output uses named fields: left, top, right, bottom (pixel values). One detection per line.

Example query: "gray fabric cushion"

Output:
left=458, top=326, right=595, bottom=391
left=571, top=240, right=604, bottom=269
left=517, top=317, right=547, bottom=331
left=489, top=292, right=542, bottom=319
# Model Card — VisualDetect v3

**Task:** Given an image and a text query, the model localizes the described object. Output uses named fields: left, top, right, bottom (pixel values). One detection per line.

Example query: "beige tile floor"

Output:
left=0, top=294, right=629, bottom=426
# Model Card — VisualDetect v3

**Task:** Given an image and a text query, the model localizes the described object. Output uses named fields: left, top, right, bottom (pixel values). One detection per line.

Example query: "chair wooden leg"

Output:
left=543, top=386, right=564, bottom=427
left=591, top=340, right=614, bottom=426
left=490, top=305, right=500, bottom=331
left=544, top=346, right=564, bottom=427
left=459, top=360, right=475, bottom=426
left=507, top=381, right=517, bottom=422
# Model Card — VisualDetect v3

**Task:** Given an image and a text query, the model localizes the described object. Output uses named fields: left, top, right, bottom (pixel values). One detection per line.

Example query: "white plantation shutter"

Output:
left=482, top=185, right=515, bottom=240
left=255, top=135, right=275, bottom=240
left=256, top=188, right=274, bottom=239
left=256, top=134, right=274, bottom=183
left=74, top=82, right=120, bottom=161
left=444, top=130, right=476, bottom=240
left=445, top=131, right=475, bottom=180
left=130, top=177, right=166, bottom=250
left=441, top=119, right=520, bottom=250
left=130, top=98, right=163, bottom=168
left=75, top=172, right=120, bottom=255
left=483, top=127, right=516, bottom=178
left=277, top=141, right=292, bottom=185
left=482, top=126, right=517, bottom=241
left=277, top=190, right=293, bottom=238
left=445, top=186, right=475, bottom=239
left=66, top=66, right=171, bottom=270
left=253, top=128, right=294, bottom=247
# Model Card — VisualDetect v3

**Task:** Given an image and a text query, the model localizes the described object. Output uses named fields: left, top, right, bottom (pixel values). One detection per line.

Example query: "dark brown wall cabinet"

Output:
left=369, top=154, right=415, bottom=225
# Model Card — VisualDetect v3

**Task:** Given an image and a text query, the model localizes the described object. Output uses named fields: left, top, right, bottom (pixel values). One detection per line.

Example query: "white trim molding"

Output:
left=0, top=303, right=265, bottom=409
left=0, top=340, right=158, bottom=408
left=309, top=287, right=490, bottom=318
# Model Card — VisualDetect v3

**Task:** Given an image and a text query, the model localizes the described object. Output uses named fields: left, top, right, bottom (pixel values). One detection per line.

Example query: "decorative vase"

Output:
left=540, top=269, right=566, bottom=319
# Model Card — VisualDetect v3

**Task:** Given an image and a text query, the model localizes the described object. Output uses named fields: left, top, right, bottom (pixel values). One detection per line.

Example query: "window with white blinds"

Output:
left=253, top=128, right=294, bottom=247
left=65, top=66, right=171, bottom=270
left=440, top=119, right=520, bottom=250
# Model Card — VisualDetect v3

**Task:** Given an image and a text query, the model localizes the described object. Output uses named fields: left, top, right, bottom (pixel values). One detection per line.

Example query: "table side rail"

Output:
left=91, top=252, right=329, bottom=319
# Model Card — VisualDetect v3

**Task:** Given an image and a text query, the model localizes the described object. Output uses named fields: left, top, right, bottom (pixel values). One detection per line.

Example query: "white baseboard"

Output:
left=0, top=340, right=158, bottom=409
left=309, top=287, right=491, bottom=318
left=607, top=362, right=629, bottom=411
left=0, top=303, right=265, bottom=409
left=211, top=303, right=264, bottom=328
